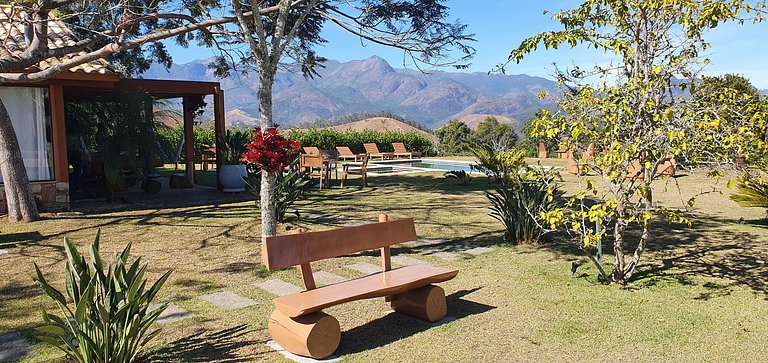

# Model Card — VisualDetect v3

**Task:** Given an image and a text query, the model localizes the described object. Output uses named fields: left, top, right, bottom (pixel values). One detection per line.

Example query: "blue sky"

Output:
left=166, top=1, right=768, bottom=88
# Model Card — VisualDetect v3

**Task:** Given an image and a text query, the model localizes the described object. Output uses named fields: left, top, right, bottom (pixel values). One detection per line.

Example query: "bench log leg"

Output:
left=268, top=309, right=341, bottom=359
left=390, top=284, right=447, bottom=323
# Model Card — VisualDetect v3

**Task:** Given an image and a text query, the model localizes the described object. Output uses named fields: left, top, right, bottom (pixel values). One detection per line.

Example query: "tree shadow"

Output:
left=336, top=288, right=495, bottom=356
left=140, top=325, right=264, bottom=363
left=0, top=231, right=44, bottom=248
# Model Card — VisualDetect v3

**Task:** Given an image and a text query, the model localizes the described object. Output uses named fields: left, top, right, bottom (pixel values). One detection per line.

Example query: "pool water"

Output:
left=398, top=162, right=476, bottom=173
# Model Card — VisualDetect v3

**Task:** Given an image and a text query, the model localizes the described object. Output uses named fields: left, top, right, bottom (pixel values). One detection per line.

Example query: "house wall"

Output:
left=0, top=181, right=69, bottom=213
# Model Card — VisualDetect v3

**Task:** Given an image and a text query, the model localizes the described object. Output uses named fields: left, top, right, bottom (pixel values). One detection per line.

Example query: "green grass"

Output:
left=1, top=169, right=767, bottom=362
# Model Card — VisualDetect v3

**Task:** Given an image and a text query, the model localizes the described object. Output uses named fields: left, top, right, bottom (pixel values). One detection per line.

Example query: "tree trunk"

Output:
left=258, top=72, right=277, bottom=240
left=0, top=99, right=39, bottom=222
left=611, top=217, right=627, bottom=284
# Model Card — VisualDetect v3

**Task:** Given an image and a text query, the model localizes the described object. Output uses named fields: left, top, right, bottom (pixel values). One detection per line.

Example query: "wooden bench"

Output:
left=262, top=214, right=459, bottom=359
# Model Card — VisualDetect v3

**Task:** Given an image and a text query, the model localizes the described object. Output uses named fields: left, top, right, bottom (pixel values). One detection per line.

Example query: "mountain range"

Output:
left=141, top=56, right=559, bottom=130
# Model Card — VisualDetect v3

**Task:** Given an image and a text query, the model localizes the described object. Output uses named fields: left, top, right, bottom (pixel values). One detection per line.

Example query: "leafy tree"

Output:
left=520, top=110, right=559, bottom=157
left=471, top=116, right=518, bottom=152
left=435, top=120, right=472, bottom=155
left=214, top=0, right=473, bottom=240
left=508, top=0, right=768, bottom=284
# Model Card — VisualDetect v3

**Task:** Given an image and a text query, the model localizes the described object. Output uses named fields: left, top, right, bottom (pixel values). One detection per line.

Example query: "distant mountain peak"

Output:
left=142, top=56, right=559, bottom=129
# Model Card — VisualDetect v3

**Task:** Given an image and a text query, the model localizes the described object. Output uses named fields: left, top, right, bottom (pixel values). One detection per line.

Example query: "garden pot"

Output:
left=219, top=164, right=248, bottom=192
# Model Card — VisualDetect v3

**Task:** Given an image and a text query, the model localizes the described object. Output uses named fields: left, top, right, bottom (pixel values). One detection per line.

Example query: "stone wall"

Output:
left=0, top=181, right=69, bottom=214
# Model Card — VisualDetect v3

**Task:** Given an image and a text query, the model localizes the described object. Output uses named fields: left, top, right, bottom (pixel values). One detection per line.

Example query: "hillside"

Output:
left=296, top=117, right=436, bottom=141
left=142, top=56, right=559, bottom=129
left=458, top=114, right=516, bottom=129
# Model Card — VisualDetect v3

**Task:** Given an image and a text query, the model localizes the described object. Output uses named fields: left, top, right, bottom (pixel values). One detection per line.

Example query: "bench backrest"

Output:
left=363, top=143, right=381, bottom=154
left=392, top=142, right=407, bottom=153
left=262, top=214, right=416, bottom=289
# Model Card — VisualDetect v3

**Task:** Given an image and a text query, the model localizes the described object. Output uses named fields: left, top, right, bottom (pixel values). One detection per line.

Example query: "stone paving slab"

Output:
left=408, top=238, right=449, bottom=247
left=149, top=303, right=192, bottom=325
left=200, top=291, right=257, bottom=310
left=426, top=251, right=464, bottom=261
left=256, top=279, right=303, bottom=296
left=0, top=249, right=8, bottom=256
left=0, top=331, right=32, bottom=362
left=391, top=255, right=427, bottom=266
left=346, top=262, right=381, bottom=275
left=313, top=271, right=346, bottom=286
left=461, top=247, right=495, bottom=256
left=267, top=340, right=340, bottom=363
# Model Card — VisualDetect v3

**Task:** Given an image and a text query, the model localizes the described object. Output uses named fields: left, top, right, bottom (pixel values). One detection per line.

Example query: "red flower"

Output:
left=242, top=127, right=301, bottom=173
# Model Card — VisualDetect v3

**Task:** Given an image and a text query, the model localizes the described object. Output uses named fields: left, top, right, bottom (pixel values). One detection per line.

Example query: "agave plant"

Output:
left=33, top=231, right=171, bottom=363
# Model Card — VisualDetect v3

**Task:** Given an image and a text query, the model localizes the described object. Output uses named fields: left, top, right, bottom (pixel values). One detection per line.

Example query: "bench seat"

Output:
left=274, top=264, right=458, bottom=317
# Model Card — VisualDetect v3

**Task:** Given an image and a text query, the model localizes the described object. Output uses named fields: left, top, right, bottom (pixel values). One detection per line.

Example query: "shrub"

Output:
left=730, top=172, right=768, bottom=214
left=33, top=231, right=170, bottom=363
left=244, top=156, right=313, bottom=222
left=472, top=145, right=565, bottom=243
left=435, top=120, right=471, bottom=155
left=286, top=128, right=435, bottom=156
left=219, top=128, right=252, bottom=164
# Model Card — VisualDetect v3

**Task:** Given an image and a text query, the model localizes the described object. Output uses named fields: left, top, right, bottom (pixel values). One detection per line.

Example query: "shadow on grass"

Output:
left=336, top=288, right=495, bottom=356
left=141, top=325, right=263, bottom=363
left=0, top=231, right=44, bottom=248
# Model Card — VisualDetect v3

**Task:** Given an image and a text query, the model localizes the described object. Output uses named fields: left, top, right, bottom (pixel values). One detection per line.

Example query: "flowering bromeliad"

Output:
left=242, top=127, right=301, bottom=173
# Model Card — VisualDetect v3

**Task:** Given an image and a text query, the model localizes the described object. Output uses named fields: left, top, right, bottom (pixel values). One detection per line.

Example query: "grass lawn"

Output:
left=1, top=167, right=767, bottom=362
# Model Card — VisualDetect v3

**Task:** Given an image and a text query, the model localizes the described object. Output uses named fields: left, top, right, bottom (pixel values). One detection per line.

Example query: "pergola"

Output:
left=56, top=72, right=226, bottom=188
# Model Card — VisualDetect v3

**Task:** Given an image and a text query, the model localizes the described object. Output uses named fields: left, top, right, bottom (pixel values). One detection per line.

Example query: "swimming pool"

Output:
left=363, top=159, right=479, bottom=175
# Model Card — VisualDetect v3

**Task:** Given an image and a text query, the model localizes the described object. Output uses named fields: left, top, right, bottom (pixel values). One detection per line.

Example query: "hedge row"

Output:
left=285, top=128, right=436, bottom=156
left=156, top=125, right=216, bottom=163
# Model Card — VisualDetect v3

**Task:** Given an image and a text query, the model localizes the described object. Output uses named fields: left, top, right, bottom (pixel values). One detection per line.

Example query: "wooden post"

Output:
left=182, top=96, right=195, bottom=186
left=379, top=213, right=391, bottom=272
left=213, top=89, right=225, bottom=190
left=49, top=84, right=68, bottom=182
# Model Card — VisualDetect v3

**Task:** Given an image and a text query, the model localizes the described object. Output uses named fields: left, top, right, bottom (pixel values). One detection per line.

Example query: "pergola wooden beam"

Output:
left=182, top=96, right=197, bottom=186
left=213, top=89, right=225, bottom=190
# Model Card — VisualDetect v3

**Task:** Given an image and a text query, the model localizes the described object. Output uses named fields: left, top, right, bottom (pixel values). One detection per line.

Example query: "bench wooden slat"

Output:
left=273, top=265, right=458, bottom=317
left=262, top=218, right=417, bottom=270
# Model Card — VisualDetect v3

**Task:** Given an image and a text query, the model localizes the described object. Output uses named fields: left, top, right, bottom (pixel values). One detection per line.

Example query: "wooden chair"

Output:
left=262, top=214, right=459, bottom=359
left=300, top=153, right=330, bottom=189
left=556, top=145, right=569, bottom=159
left=303, top=146, right=321, bottom=156
left=392, top=142, right=422, bottom=159
left=201, top=144, right=216, bottom=171
left=336, top=146, right=363, bottom=162
left=340, top=153, right=369, bottom=188
left=363, top=143, right=394, bottom=160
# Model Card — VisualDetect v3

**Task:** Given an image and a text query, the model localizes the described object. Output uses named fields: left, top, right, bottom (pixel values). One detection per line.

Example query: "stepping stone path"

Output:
left=346, top=262, right=381, bottom=275
left=0, top=331, right=32, bottom=362
left=267, top=340, right=341, bottom=363
left=0, top=249, right=8, bottom=256
left=408, top=238, right=449, bottom=247
left=461, top=247, right=495, bottom=256
left=149, top=303, right=191, bottom=325
left=256, top=279, right=303, bottom=296
left=425, top=251, right=464, bottom=261
left=200, top=291, right=257, bottom=310
left=313, top=271, right=345, bottom=286
left=391, top=255, right=427, bottom=266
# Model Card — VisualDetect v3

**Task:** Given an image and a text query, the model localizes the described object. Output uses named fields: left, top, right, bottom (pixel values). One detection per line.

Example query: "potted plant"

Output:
left=218, top=129, right=251, bottom=192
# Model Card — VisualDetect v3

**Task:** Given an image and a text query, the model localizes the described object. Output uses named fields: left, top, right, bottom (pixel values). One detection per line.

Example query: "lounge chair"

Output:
left=363, top=143, right=394, bottom=160
left=392, top=142, right=422, bottom=159
left=340, top=154, right=369, bottom=188
left=336, top=146, right=363, bottom=162
left=303, top=146, right=321, bottom=155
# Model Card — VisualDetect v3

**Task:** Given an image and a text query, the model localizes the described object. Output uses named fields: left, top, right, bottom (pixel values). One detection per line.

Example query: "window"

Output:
left=0, top=86, right=54, bottom=182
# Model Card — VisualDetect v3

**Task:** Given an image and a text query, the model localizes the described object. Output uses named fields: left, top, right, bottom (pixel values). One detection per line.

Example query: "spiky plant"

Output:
left=730, top=173, right=768, bottom=212
left=33, top=231, right=171, bottom=363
